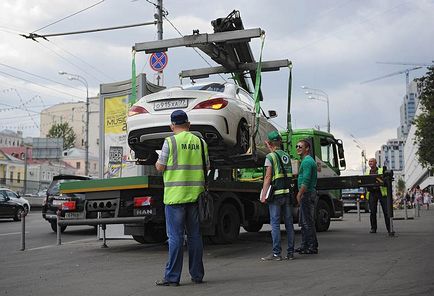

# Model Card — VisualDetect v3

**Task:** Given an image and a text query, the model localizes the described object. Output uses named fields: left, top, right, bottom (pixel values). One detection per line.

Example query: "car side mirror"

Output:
left=268, top=110, right=277, bottom=118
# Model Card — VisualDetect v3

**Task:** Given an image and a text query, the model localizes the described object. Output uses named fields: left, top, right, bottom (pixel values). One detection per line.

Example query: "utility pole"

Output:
left=155, top=0, right=164, bottom=85
left=23, top=146, right=29, bottom=194
left=156, top=0, right=163, bottom=40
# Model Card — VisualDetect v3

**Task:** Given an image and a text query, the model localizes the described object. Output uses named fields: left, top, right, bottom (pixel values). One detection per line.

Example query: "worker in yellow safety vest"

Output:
left=155, top=110, right=209, bottom=286
left=365, top=158, right=390, bottom=234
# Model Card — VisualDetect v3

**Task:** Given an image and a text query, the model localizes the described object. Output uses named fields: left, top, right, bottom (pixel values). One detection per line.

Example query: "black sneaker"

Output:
left=261, top=253, right=282, bottom=261
left=191, top=278, right=204, bottom=284
left=155, top=279, right=179, bottom=287
left=299, top=249, right=318, bottom=255
left=295, top=247, right=306, bottom=253
left=283, top=253, right=295, bottom=260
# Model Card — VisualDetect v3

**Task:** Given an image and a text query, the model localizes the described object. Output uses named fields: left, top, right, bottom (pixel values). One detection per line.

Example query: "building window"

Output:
left=76, top=162, right=81, bottom=169
left=93, top=163, right=97, bottom=170
left=10, top=171, right=13, bottom=182
left=17, top=172, right=21, bottom=183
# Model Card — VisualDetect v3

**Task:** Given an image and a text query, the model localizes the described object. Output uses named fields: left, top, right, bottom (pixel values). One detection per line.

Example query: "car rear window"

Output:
left=183, top=83, right=225, bottom=92
left=47, top=179, right=84, bottom=195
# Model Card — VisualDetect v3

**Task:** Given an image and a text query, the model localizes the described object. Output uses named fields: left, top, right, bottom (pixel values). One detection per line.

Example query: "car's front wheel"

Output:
left=236, top=120, right=250, bottom=154
left=14, top=207, right=24, bottom=221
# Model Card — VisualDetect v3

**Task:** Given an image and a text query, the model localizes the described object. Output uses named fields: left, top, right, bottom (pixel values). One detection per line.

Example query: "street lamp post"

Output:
left=301, top=86, right=330, bottom=133
left=351, top=134, right=367, bottom=174
left=59, top=71, right=89, bottom=176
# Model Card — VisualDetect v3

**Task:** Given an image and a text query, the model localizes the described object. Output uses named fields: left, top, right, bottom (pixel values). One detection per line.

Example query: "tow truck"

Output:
left=58, top=11, right=395, bottom=244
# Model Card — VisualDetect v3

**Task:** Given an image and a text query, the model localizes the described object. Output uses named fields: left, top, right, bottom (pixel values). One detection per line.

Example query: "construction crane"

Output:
left=361, top=62, right=431, bottom=94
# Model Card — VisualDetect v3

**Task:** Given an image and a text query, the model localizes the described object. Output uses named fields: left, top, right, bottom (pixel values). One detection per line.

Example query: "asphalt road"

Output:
left=1, top=209, right=433, bottom=296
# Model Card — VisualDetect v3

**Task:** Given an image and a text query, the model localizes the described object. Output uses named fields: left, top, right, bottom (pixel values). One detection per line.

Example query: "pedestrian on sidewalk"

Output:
left=423, top=190, right=432, bottom=210
left=260, top=131, right=295, bottom=261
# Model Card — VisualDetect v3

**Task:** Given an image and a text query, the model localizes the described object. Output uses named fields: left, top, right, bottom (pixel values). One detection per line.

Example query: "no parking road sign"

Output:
left=149, top=52, right=168, bottom=72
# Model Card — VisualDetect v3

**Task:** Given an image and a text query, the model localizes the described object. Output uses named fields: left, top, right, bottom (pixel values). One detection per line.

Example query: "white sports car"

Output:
left=127, top=82, right=278, bottom=168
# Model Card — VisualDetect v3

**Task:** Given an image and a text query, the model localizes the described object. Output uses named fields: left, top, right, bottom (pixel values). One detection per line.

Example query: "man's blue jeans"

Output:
left=164, top=203, right=204, bottom=284
left=268, top=196, right=294, bottom=256
left=299, top=191, right=318, bottom=251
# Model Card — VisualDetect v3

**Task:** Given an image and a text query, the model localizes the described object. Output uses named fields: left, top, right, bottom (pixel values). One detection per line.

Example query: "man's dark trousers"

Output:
left=368, top=190, right=391, bottom=232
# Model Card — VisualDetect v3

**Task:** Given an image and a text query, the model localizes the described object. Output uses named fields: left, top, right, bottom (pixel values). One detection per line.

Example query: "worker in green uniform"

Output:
left=295, top=139, right=318, bottom=254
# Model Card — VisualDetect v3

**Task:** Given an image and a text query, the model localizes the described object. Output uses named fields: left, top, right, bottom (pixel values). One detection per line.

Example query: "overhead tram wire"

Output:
left=163, top=15, right=227, bottom=83
left=32, top=0, right=106, bottom=33
left=47, top=40, right=116, bottom=81
left=0, top=62, right=84, bottom=92
left=11, top=89, right=40, bottom=128
left=36, top=41, right=103, bottom=83
left=0, top=70, right=84, bottom=100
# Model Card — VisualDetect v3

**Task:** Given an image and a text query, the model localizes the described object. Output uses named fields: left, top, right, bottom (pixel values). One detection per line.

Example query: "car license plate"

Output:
left=154, top=99, right=188, bottom=111
left=345, top=202, right=356, bottom=206
left=53, top=200, right=64, bottom=206
left=65, top=212, right=85, bottom=219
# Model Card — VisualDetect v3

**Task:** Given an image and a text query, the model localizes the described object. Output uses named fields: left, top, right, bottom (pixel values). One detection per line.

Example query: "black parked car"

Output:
left=0, top=188, right=31, bottom=221
left=42, top=174, right=94, bottom=232
left=342, top=187, right=369, bottom=213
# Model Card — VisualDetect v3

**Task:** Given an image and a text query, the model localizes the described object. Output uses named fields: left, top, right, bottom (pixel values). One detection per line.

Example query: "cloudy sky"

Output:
left=0, top=0, right=433, bottom=172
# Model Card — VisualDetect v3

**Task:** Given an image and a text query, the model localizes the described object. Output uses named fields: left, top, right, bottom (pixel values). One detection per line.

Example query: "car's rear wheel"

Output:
left=50, top=221, right=67, bottom=233
left=236, top=120, right=250, bottom=154
left=14, top=207, right=24, bottom=221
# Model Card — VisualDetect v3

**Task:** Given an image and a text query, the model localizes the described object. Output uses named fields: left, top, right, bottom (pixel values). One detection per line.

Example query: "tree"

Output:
left=414, top=65, right=434, bottom=168
left=47, top=122, right=76, bottom=150
left=395, top=178, right=406, bottom=195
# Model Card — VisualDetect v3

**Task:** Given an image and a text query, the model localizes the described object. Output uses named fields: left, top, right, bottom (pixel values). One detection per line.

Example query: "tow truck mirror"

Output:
left=268, top=110, right=277, bottom=118
left=337, top=143, right=345, bottom=159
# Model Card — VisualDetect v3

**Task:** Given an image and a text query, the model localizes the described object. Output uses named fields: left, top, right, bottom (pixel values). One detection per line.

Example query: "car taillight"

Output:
left=62, top=201, right=76, bottom=210
left=134, top=196, right=153, bottom=208
left=193, top=98, right=228, bottom=110
left=128, top=105, right=149, bottom=117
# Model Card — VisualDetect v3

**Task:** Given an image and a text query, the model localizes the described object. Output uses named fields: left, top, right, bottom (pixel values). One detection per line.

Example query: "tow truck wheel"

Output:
left=315, top=199, right=331, bottom=232
left=243, top=221, right=263, bottom=232
left=132, top=224, right=167, bottom=244
left=50, top=221, right=67, bottom=233
left=210, top=203, right=240, bottom=244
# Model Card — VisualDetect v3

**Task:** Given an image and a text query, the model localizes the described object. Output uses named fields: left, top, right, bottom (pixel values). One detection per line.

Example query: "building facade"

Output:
left=397, top=81, right=422, bottom=140
left=39, top=97, right=99, bottom=157
left=404, top=103, right=434, bottom=192
left=0, top=129, right=23, bottom=147
left=62, top=147, right=99, bottom=176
